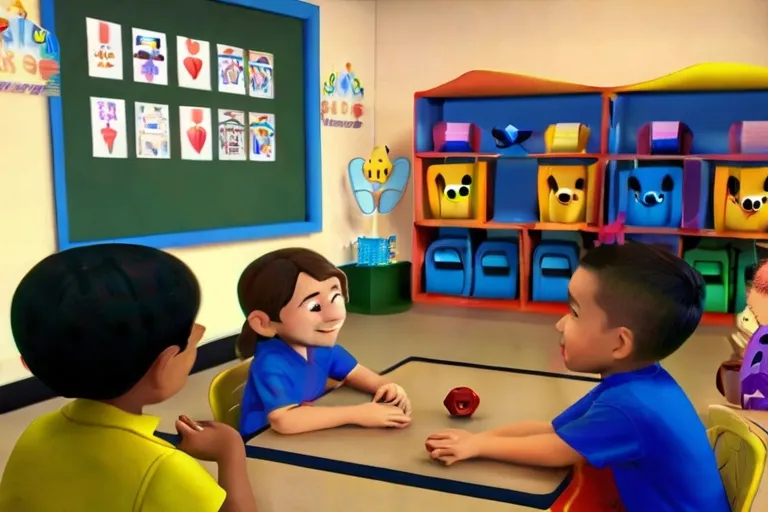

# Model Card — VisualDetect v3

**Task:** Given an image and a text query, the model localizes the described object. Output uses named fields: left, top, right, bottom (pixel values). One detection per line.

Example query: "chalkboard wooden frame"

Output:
left=41, top=0, right=322, bottom=250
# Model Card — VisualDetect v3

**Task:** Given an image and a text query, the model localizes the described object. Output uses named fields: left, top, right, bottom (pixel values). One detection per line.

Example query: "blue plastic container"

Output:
left=473, top=240, right=519, bottom=299
left=531, top=241, right=579, bottom=302
left=424, top=238, right=473, bottom=296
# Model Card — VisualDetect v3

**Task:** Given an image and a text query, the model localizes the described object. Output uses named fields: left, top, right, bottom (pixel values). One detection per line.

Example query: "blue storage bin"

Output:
left=424, top=238, right=473, bottom=296
left=531, top=241, right=579, bottom=302
left=621, top=166, right=683, bottom=228
left=473, top=240, right=519, bottom=299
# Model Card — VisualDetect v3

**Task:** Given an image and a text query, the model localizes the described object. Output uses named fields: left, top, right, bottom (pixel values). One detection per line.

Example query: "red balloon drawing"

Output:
left=186, top=109, right=207, bottom=153
left=101, top=126, right=117, bottom=153
left=184, top=57, right=203, bottom=79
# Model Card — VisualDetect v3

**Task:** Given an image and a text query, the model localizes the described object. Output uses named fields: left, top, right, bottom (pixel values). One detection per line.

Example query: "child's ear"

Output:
left=248, top=310, right=277, bottom=338
left=613, top=326, right=635, bottom=361
left=146, top=345, right=182, bottom=390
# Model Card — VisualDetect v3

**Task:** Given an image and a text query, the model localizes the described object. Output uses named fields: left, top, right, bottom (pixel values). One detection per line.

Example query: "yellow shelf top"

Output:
left=416, top=63, right=768, bottom=98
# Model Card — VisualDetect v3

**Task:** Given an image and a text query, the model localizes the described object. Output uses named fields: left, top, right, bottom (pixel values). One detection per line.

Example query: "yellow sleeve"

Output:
left=140, top=451, right=226, bottom=512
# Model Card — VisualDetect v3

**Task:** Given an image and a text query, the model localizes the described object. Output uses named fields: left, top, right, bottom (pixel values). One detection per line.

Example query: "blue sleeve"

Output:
left=252, top=357, right=303, bottom=414
left=554, top=401, right=644, bottom=469
left=328, top=344, right=358, bottom=381
left=552, top=389, right=596, bottom=430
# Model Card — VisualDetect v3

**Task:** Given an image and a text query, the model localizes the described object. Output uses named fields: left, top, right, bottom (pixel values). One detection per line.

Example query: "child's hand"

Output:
left=353, top=402, right=412, bottom=428
left=373, top=382, right=412, bottom=415
left=425, top=428, right=473, bottom=452
left=425, top=433, right=480, bottom=466
left=175, top=415, right=245, bottom=463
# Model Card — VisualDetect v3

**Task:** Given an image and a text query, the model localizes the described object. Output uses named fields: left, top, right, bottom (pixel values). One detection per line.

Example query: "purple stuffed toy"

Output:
left=740, top=324, right=768, bottom=410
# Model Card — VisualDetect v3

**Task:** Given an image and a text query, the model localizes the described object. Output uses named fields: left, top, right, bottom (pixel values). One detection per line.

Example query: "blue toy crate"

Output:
left=356, top=236, right=395, bottom=266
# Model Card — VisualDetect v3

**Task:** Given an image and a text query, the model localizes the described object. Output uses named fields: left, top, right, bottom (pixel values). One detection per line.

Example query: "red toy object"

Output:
left=443, top=387, right=480, bottom=417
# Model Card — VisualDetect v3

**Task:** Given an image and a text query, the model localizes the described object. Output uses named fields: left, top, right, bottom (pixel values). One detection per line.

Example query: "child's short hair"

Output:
left=11, top=244, right=200, bottom=400
left=580, top=242, right=704, bottom=361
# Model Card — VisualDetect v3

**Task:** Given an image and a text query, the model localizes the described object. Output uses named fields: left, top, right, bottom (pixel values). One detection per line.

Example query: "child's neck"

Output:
left=601, top=359, right=656, bottom=379
left=102, top=394, right=145, bottom=416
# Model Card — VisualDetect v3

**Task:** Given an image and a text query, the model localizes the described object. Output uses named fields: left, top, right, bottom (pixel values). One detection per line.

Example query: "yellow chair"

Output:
left=209, top=356, right=342, bottom=429
left=208, top=358, right=252, bottom=429
left=708, top=405, right=768, bottom=512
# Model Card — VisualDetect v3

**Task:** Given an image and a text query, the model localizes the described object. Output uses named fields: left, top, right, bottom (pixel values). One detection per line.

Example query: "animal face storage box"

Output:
left=713, top=166, right=768, bottom=232
left=621, top=166, right=683, bottom=228
left=426, top=163, right=483, bottom=220
left=538, top=165, right=588, bottom=224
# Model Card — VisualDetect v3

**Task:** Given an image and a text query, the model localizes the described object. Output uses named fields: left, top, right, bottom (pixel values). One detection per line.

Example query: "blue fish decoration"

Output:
left=491, top=124, right=533, bottom=149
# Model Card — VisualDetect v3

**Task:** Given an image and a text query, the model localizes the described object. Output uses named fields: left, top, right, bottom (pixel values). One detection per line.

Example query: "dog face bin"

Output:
left=624, top=167, right=683, bottom=228
left=538, top=166, right=588, bottom=223
left=426, top=163, right=479, bottom=219
left=714, top=167, right=768, bottom=232
left=740, top=325, right=768, bottom=410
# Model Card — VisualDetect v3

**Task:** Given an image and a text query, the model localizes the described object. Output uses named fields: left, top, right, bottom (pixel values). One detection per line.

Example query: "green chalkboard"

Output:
left=50, top=0, right=313, bottom=247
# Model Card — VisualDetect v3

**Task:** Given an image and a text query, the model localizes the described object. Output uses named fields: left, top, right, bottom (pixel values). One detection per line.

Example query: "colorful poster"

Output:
left=247, top=50, right=273, bottom=99
left=321, top=62, right=365, bottom=129
left=180, top=106, right=212, bottom=161
left=217, top=110, right=247, bottom=161
left=90, top=97, right=127, bottom=159
left=131, top=27, right=167, bottom=85
left=248, top=113, right=275, bottom=162
left=86, top=18, right=122, bottom=81
left=216, top=44, right=245, bottom=95
left=177, top=36, right=210, bottom=90
left=135, top=102, right=170, bottom=159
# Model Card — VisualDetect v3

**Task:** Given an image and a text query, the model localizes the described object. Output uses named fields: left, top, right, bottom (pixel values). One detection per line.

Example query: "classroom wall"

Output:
left=374, top=0, right=768, bottom=260
left=0, top=0, right=377, bottom=386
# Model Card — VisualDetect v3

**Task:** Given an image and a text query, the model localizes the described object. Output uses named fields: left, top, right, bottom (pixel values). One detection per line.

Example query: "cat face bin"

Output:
left=624, top=167, right=683, bottom=228
left=740, top=325, right=768, bottom=410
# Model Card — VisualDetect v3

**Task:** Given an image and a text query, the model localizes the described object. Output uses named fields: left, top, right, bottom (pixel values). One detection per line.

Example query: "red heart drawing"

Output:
left=183, top=57, right=203, bottom=80
left=186, top=38, right=201, bottom=55
left=187, top=126, right=207, bottom=154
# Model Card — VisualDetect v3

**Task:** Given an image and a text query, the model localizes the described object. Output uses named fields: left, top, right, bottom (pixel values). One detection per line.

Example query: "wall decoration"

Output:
left=320, top=62, right=364, bottom=129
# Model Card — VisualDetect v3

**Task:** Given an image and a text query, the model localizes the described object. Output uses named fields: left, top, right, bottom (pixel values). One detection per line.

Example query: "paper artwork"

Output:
left=177, top=36, right=211, bottom=90
left=180, top=106, right=212, bottom=161
left=248, top=113, right=275, bottom=162
left=86, top=18, right=123, bottom=80
left=217, top=110, right=247, bottom=161
left=247, top=51, right=273, bottom=99
left=90, top=97, right=127, bottom=158
left=131, top=28, right=168, bottom=85
left=135, top=102, right=170, bottom=159
left=216, top=44, right=245, bottom=95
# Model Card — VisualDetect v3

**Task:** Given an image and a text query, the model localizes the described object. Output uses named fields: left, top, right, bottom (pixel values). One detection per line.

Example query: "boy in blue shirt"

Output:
left=425, top=243, right=729, bottom=512
left=237, top=248, right=412, bottom=438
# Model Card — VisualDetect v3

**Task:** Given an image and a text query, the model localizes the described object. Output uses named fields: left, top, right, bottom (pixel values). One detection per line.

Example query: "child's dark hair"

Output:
left=236, top=248, right=348, bottom=359
left=11, top=243, right=201, bottom=400
left=580, top=242, right=704, bottom=361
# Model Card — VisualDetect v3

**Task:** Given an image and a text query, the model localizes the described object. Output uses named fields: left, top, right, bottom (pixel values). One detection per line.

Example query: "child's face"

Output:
left=274, top=272, right=347, bottom=347
left=556, top=268, right=631, bottom=375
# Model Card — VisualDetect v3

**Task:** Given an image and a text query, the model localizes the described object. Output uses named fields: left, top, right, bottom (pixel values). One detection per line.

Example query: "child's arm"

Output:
left=472, top=432, right=582, bottom=467
left=218, top=452, right=258, bottom=512
left=268, top=404, right=362, bottom=434
left=478, top=421, right=554, bottom=438
left=268, top=402, right=410, bottom=434
left=343, top=364, right=389, bottom=394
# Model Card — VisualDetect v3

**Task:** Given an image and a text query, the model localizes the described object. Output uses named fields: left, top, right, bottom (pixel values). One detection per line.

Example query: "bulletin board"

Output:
left=40, top=0, right=321, bottom=249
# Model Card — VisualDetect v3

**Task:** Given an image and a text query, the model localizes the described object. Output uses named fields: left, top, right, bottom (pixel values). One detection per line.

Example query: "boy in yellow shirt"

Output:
left=0, top=244, right=258, bottom=512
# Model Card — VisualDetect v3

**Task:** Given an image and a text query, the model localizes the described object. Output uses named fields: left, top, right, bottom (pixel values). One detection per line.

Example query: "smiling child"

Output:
left=237, top=248, right=412, bottom=438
